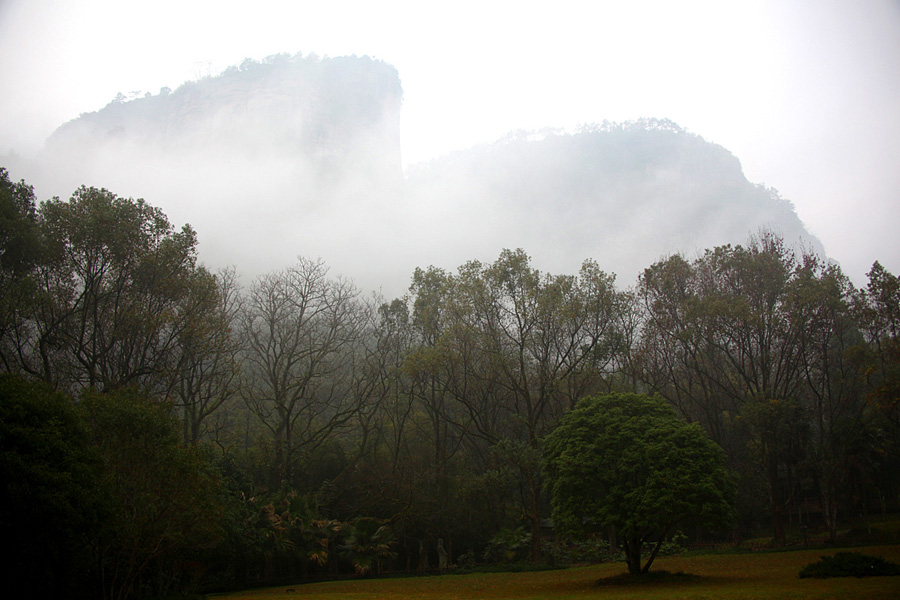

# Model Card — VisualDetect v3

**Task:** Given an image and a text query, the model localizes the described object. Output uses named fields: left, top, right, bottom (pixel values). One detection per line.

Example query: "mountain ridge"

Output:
left=16, top=56, right=825, bottom=295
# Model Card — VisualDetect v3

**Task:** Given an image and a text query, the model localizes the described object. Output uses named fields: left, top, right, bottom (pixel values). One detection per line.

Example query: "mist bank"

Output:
left=7, top=54, right=825, bottom=296
left=403, top=120, right=825, bottom=287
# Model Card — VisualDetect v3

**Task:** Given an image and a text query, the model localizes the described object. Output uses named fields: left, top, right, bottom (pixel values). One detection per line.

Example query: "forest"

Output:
left=1, top=166, right=898, bottom=600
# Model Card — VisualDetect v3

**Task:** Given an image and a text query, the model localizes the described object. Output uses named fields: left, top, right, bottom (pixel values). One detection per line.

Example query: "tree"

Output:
left=0, top=168, right=40, bottom=278
left=856, top=261, right=900, bottom=428
left=852, top=262, right=900, bottom=516
left=171, top=266, right=243, bottom=444
left=1, top=375, right=227, bottom=599
left=79, top=388, right=225, bottom=600
left=635, top=232, right=828, bottom=544
left=9, top=186, right=207, bottom=393
left=0, top=374, right=99, bottom=598
left=406, top=249, right=626, bottom=562
left=543, top=392, right=735, bottom=575
left=792, top=259, right=869, bottom=543
left=239, top=257, right=370, bottom=488
left=340, top=516, right=396, bottom=575
left=0, top=168, right=40, bottom=372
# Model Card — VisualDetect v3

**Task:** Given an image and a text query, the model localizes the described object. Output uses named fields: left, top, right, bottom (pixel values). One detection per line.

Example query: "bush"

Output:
left=482, top=527, right=531, bottom=564
left=541, top=537, right=610, bottom=565
left=799, top=552, right=900, bottom=578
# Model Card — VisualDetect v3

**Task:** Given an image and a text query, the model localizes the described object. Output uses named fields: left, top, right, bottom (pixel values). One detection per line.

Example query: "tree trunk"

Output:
left=527, top=469, right=542, bottom=563
left=274, top=433, right=285, bottom=488
left=529, top=510, right=542, bottom=564
left=623, top=536, right=642, bottom=575
left=821, top=469, right=838, bottom=544
left=766, top=442, right=786, bottom=547
left=640, top=526, right=671, bottom=574
left=771, top=503, right=786, bottom=547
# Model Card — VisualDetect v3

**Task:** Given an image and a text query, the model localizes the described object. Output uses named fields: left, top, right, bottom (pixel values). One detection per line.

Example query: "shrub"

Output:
left=541, top=537, right=611, bottom=565
left=482, top=527, right=531, bottom=564
left=799, top=552, right=900, bottom=578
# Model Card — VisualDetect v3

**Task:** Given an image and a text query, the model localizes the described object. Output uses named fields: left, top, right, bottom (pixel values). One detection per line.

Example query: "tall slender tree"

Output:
left=637, top=233, right=825, bottom=544
left=171, top=266, right=243, bottom=444
left=239, top=257, right=370, bottom=488
left=407, top=249, right=625, bottom=561
left=0, top=168, right=41, bottom=373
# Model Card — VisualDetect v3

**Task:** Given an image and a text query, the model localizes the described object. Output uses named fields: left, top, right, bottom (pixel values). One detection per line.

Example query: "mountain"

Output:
left=18, top=56, right=823, bottom=295
left=404, top=120, right=825, bottom=286
left=44, top=53, right=403, bottom=184
left=27, top=54, right=408, bottom=290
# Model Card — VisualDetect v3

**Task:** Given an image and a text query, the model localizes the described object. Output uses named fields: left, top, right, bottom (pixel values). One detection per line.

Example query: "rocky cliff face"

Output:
left=44, top=54, right=403, bottom=189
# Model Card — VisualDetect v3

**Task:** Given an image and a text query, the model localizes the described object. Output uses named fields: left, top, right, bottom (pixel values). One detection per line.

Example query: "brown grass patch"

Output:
left=214, top=544, right=900, bottom=600
left=594, top=570, right=705, bottom=586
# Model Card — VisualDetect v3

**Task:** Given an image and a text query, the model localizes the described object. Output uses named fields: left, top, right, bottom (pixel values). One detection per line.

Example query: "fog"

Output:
left=1, top=0, right=898, bottom=294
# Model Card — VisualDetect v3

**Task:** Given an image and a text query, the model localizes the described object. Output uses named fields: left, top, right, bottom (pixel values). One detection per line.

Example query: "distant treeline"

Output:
left=1, top=167, right=898, bottom=599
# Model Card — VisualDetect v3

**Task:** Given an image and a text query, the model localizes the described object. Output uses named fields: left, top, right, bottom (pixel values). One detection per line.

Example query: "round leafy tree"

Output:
left=543, top=393, right=735, bottom=575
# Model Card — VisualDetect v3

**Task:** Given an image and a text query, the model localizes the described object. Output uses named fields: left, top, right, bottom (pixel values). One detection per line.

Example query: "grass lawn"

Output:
left=211, top=544, right=900, bottom=600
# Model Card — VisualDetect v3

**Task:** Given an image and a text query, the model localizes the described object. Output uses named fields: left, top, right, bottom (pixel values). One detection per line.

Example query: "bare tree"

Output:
left=239, top=257, right=369, bottom=487
left=171, top=266, right=243, bottom=444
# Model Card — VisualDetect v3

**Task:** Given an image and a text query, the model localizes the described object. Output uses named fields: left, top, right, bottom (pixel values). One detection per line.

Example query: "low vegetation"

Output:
left=214, top=545, right=900, bottom=600
left=799, top=551, right=900, bottom=579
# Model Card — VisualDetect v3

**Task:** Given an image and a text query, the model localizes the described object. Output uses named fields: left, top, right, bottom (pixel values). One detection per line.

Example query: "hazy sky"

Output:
left=0, top=0, right=898, bottom=284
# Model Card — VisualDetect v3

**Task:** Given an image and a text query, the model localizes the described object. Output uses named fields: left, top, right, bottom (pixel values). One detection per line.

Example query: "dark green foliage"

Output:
left=798, top=552, right=900, bottom=578
left=0, top=167, right=40, bottom=277
left=340, top=516, right=397, bottom=575
left=0, top=374, right=99, bottom=598
left=0, top=168, right=41, bottom=372
left=543, top=393, right=735, bottom=575
left=635, top=234, right=881, bottom=547
left=79, top=388, right=227, bottom=599
left=36, top=186, right=203, bottom=392
left=1, top=378, right=233, bottom=599
left=482, top=527, right=532, bottom=564
left=856, top=262, right=900, bottom=430
left=0, top=183, right=215, bottom=397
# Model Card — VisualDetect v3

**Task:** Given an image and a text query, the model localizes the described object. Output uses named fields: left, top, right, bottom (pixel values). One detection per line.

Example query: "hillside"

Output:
left=44, top=53, right=403, bottom=180
left=404, top=120, right=824, bottom=285
left=19, top=57, right=824, bottom=294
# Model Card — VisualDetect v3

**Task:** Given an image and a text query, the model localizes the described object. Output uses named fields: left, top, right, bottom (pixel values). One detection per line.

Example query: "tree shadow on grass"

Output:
left=595, top=570, right=707, bottom=587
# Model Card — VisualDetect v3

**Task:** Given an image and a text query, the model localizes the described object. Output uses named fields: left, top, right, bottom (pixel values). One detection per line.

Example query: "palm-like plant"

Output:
left=252, top=491, right=343, bottom=575
left=340, top=517, right=397, bottom=575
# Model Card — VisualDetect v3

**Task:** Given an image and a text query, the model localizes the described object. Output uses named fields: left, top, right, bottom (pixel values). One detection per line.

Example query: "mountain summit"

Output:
left=24, top=56, right=823, bottom=293
left=404, top=120, right=824, bottom=284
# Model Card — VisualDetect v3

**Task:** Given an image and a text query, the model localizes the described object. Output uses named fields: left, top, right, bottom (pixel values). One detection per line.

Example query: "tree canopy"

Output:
left=1, top=166, right=899, bottom=594
left=543, top=392, right=735, bottom=575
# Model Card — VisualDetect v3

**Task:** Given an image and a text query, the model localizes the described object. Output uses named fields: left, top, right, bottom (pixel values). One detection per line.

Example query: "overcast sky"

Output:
left=0, top=0, right=898, bottom=284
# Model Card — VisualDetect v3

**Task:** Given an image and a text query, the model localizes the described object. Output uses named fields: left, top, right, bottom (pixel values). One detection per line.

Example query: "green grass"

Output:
left=211, top=544, right=900, bottom=600
left=737, top=514, right=900, bottom=549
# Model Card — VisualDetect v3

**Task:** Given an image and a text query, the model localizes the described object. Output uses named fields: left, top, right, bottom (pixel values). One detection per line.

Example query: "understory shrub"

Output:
left=482, top=528, right=531, bottom=563
left=799, top=552, right=900, bottom=578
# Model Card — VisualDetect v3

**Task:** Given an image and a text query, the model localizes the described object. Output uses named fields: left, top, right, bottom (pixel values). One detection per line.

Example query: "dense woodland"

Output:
left=1, top=166, right=898, bottom=600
